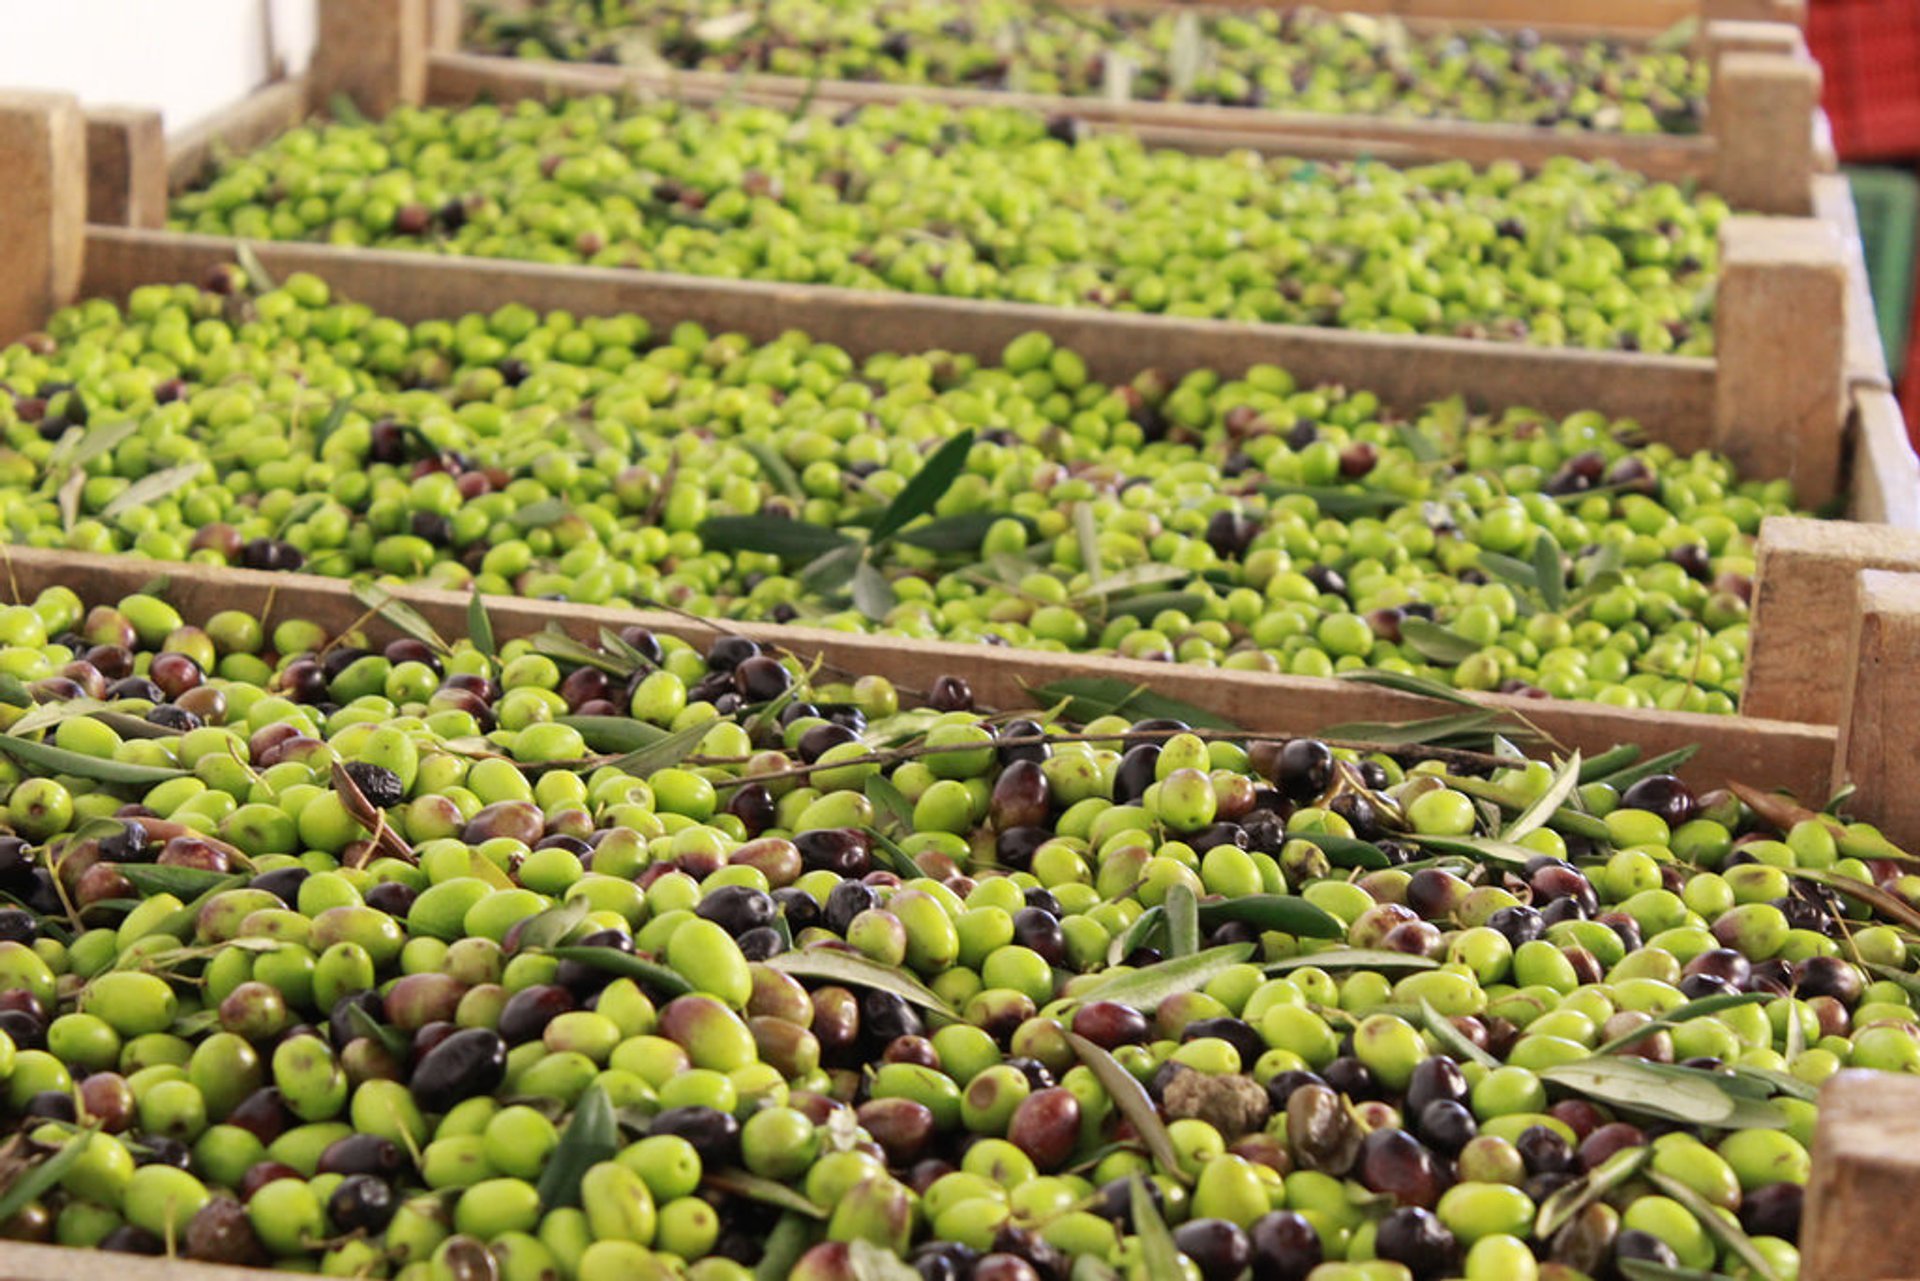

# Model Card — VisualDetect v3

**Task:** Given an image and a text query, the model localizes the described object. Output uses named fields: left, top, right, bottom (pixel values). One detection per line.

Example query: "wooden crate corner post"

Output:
left=84, top=106, right=167, bottom=229
left=1703, top=0, right=1809, bottom=28
left=1805, top=1070, right=1920, bottom=1281
left=428, top=0, right=465, bottom=53
left=1830, top=568, right=1920, bottom=847
left=1742, top=516, right=1920, bottom=724
left=1713, top=216, right=1847, bottom=511
left=1711, top=49, right=1820, bottom=215
left=0, top=90, right=87, bottom=346
left=311, top=0, right=432, bottom=119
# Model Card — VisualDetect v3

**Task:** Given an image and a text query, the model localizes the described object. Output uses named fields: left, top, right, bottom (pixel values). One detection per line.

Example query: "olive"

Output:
left=409, top=1028, right=508, bottom=1113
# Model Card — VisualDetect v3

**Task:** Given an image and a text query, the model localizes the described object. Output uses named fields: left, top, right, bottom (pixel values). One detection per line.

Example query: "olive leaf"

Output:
left=1023, top=678, right=1239, bottom=732
left=311, top=393, right=358, bottom=447
left=1067, top=943, right=1255, bottom=1009
left=1589, top=992, right=1769, bottom=1055
left=346, top=1001, right=414, bottom=1065
left=845, top=1240, right=920, bottom=1281
left=1109, top=904, right=1164, bottom=965
left=1335, top=669, right=1483, bottom=708
left=1788, top=867, right=1920, bottom=932
left=1070, top=1255, right=1124, bottom=1281
left=559, top=716, right=668, bottom=755
left=1646, top=1171, right=1783, bottom=1281
left=851, top=559, right=897, bottom=623
left=867, top=430, right=975, bottom=547
left=532, top=630, right=638, bottom=679
left=698, top=516, right=857, bottom=564
left=1165, top=884, right=1199, bottom=959
left=1531, top=535, right=1567, bottom=612
left=350, top=582, right=451, bottom=656
left=0, top=733, right=185, bottom=785
left=1317, top=710, right=1513, bottom=748
left=798, top=542, right=865, bottom=595
left=234, top=242, right=280, bottom=291
left=46, top=417, right=137, bottom=476
left=467, top=586, right=497, bottom=663
left=597, top=629, right=659, bottom=675
left=1502, top=751, right=1582, bottom=843
left=518, top=897, right=591, bottom=952
left=767, top=949, right=959, bottom=1019
left=1396, top=618, right=1482, bottom=665
left=543, top=947, right=693, bottom=998
left=755, top=1213, right=815, bottom=1281
left=1073, top=502, right=1103, bottom=583
left=1066, top=1032, right=1187, bottom=1185
left=1107, top=592, right=1212, bottom=623
left=738, top=439, right=803, bottom=503
left=1288, top=832, right=1392, bottom=870
left=892, top=512, right=1018, bottom=554
left=1536, top=1143, right=1651, bottom=1238
left=99, top=463, right=205, bottom=521
left=7, top=697, right=112, bottom=739
left=1403, top=833, right=1537, bottom=868
left=705, top=1169, right=827, bottom=1219
left=1260, top=484, right=1409, bottom=518
left=1131, top=1176, right=1184, bottom=1271
left=1421, top=998, right=1499, bottom=1069
left=1076, top=564, right=1191, bottom=600
left=1591, top=745, right=1699, bottom=790
left=510, top=498, right=572, bottom=528
left=0, top=1123, right=102, bottom=1224
left=1577, top=744, right=1641, bottom=783
left=1475, top=550, right=1539, bottom=594
left=602, top=717, right=719, bottom=777
left=1193, top=894, right=1345, bottom=939
left=864, top=775, right=915, bottom=835
left=536, top=1083, right=618, bottom=1210
left=1540, top=1058, right=1737, bottom=1125
left=117, top=864, right=238, bottom=898
left=1265, top=948, right=1440, bottom=973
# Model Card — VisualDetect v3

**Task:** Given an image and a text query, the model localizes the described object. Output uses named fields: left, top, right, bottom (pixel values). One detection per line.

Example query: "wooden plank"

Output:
left=1833, top=569, right=1920, bottom=848
left=0, top=545, right=1842, bottom=802
left=165, top=77, right=309, bottom=196
left=0, top=92, right=85, bottom=346
left=1805, top=1071, right=1920, bottom=1281
left=427, top=0, right=464, bottom=52
left=75, top=226, right=1722, bottom=440
left=1711, top=50, right=1821, bottom=214
left=422, top=52, right=1720, bottom=186
left=309, top=0, right=430, bottom=118
left=1848, top=390, right=1920, bottom=529
left=83, top=106, right=166, bottom=229
left=1813, top=172, right=1896, bottom=392
left=1712, top=217, right=1848, bottom=509
left=1743, top=517, right=1920, bottom=724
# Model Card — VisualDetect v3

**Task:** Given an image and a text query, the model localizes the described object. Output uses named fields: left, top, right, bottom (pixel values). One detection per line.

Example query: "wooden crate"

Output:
left=59, top=66, right=1906, bottom=515
left=411, top=0, right=1829, bottom=210
left=1034, top=0, right=1806, bottom=33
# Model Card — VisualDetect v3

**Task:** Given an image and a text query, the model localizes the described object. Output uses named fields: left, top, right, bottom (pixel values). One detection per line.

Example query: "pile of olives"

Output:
left=4, top=271, right=1786, bottom=710
left=466, top=0, right=1707, bottom=135
left=169, top=97, right=1724, bottom=353
left=0, top=581, right=1901, bottom=1281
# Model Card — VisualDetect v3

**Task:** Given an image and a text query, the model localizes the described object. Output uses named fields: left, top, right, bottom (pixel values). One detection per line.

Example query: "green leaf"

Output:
left=46, top=418, right=136, bottom=476
left=1646, top=1171, right=1782, bottom=1281
left=234, top=242, right=280, bottom=291
left=1024, top=678, right=1239, bottom=732
left=272, top=492, right=333, bottom=539
left=705, top=1169, right=827, bottom=1220
left=1591, top=744, right=1700, bottom=791
left=1165, top=885, right=1199, bottom=959
left=1066, top=1032, right=1188, bottom=1185
left=1260, top=484, right=1409, bottom=518
left=1074, top=502, right=1103, bottom=585
left=602, top=717, right=719, bottom=777
left=118, top=864, right=237, bottom=898
left=1590, top=992, right=1770, bottom=1055
left=1109, top=905, right=1164, bottom=966
left=557, top=716, right=667, bottom=755
left=699, top=516, right=857, bottom=564
left=7, top=698, right=112, bottom=740
left=0, top=733, right=186, bottom=785
left=1503, top=751, right=1582, bottom=843
left=1475, top=551, right=1540, bottom=593
left=532, top=630, right=638, bottom=679
left=311, top=393, right=357, bottom=447
left=597, top=628, right=659, bottom=675
left=544, top=947, right=694, bottom=997
left=1335, top=669, right=1483, bottom=708
left=767, top=949, right=959, bottom=1019
left=1106, top=592, right=1212, bottom=623
left=846, top=1239, right=921, bottom=1281
left=755, top=1213, right=815, bottom=1281
left=892, top=512, right=1017, bottom=554
left=467, top=586, right=496, bottom=663
left=1536, top=1144, right=1651, bottom=1238
left=739, top=439, right=803, bottom=502
left=518, top=897, right=591, bottom=953
left=868, top=430, right=975, bottom=547
left=1132, top=1175, right=1184, bottom=1270
left=56, top=468, right=85, bottom=535
left=1266, top=948, right=1441, bottom=973
left=1166, top=8, right=1207, bottom=95
left=1531, top=535, right=1567, bottom=612
left=1194, top=894, right=1345, bottom=939
left=536, top=1084, right=618, bottom=1210
left=0, top=1124, right=102, bottom=1224
left=1078, top=564, right=1192, bottom=600
left=1397, top=618, right=1483, bottom=665
left=100, top=463, right=205, bottom=521
left=511, top=497, right=572, bottom=528
left=851, top=559, right=897, bottom=622
left=1577, top=744, right=1641, bottom=783
left=1318, top=710, right=1507, bottom=748
left=351, top=582, right=451, bottom=656
left=1289, top=832, right=1392, bottom=870
left=798, top=542, right=865, bottom=595
left=864, top=775, right=914, bottom=834
left=1422, top=998, right=1499, bottom=1069
left=346, top=1001, right=414, bottom=1065
left=1068, top=944, right=1255, bottom=1009
left=1395, top=421, right=1445, bottom=463
left=1541, top=1058, right=1737, bottom=1125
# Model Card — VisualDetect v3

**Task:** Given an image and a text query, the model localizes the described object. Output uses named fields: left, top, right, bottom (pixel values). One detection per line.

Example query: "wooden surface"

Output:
left=1847, top=390, right=1920, bottom=529
left=0, top=545, right=1842, bottom=803
left=1711, top=50, right=1821, bottom=214
left=309, top=0, right=429, bottom=119
left=1712, top=217, right=1848, bottom=509
left=1831, top=570, right=1920, bottom=847
left=164, top=77, right=308, bottom=196
left=1813, top=172, right=1896, bottom=392
left=0, top=92, right=85, bottom=347
left=1743, top=517, right=1920, bottom=724
left=74, top=226, right=1723, bottom=438
left=82, top=107, right=166, bottom=229
left=1803, top=1075, right=1920, bottom=1280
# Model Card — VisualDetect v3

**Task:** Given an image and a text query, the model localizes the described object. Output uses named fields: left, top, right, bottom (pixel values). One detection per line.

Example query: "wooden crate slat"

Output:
left=164, top=77, right=309, bottom=197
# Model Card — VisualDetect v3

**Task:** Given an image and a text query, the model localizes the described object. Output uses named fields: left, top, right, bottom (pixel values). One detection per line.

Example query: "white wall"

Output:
left=0, top=0, right=316, bottom=133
